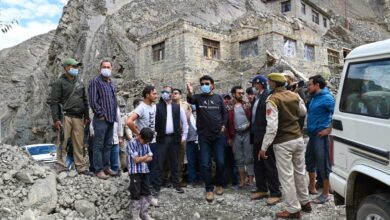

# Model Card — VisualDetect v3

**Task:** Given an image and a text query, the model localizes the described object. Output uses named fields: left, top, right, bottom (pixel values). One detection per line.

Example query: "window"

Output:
left=304, top=44, right=315, bottom=61
left=203, top=38, right=220, bottom=59
left=301, top=3, right=306, bottom=14
left=343, top=48, right=351, bottom=58
left=283, top=38, right=297, bottom=57
left=239, top=38, right=259, bottom=58
left=152, top=41, right=165, bottom=62
left=339, top=59, right=390, bottom=119
left=312, top=10, right=319, bottom=24
left=281, top=1, right=291, bottom=13
left=327, top=49, right=339, bottom=65
left=323, top=18, right=327, bottom=27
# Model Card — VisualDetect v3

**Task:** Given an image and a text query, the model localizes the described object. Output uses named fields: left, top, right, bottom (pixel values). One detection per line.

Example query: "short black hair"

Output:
left=172, top=88, right=182, bottom=94
left=142, top=85, right=155, bottom=98
left=246, top=87, right=254, bottom=95
left=199, top=75, right=214, bottom=85
left=309, top=75, right=326, bottom=89
left=140, top=127, right=154, bottom=143
left=100, top=59, right=112, bottom=68
left=133, top=98, right=143, bottom=109
left=231, top=86, right=243, bottom=94
left=223, top=94, right=232, bottom=100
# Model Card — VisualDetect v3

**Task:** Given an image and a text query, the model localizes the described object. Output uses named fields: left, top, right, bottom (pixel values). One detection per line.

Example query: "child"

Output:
left=127, top=127, right=155, bottom=220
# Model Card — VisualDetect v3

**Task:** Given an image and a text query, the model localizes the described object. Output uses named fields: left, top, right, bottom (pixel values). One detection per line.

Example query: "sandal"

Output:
left=312, top=194, right=329, bottom=204
left=309, top=190, right=318, bottom=195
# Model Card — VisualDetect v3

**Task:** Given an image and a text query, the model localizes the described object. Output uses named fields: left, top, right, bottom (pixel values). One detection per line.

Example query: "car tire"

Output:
left=357, top=194, right=390, bottom=220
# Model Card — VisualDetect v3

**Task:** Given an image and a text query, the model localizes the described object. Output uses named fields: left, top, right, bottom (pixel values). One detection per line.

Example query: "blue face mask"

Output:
left=161, top=92, right=171, bottom=101
left=68, top=68, right=79, bottom=76
left=266, top=84, right=271, bottom=91
left=201, top=85, right=211, bottom=94
left=101, top=68, right=112, bottom=78
left=252, top=87, right=259, bottom=95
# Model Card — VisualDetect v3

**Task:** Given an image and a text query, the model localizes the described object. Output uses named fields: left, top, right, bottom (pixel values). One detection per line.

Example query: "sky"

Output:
left=0, top=0, right=68, bottom=50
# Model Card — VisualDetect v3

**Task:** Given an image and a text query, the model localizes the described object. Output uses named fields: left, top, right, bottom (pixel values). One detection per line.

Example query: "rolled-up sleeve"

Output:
left=261, top=101, right=279, bottom=152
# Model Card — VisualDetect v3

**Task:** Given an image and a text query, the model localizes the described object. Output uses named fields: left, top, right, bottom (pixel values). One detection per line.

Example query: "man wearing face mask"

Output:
left=153, top=86, right=188, bottom=195
left=249, top=75, right=282, bottom=205
left=50, top=58, right=90, bottom=175
left=88, top=60, right=118, bottom=180
left=186, top=75, right=228, bottom=203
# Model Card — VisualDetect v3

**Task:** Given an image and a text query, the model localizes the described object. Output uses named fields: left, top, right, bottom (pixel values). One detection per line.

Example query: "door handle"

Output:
left=332, top=119, right=343, bottom=131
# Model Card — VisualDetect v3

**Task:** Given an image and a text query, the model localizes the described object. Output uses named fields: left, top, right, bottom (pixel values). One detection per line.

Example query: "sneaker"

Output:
left=95, top=171, right=109, bottom=180
left=78, top=170, right=94, bottom=176
left=215, top=186, right=224, bottom=195
left=276, top=210, right=301, bottom=219
left=104, top=169, right=118, bottom=176
left=175, top=186, right=184, bottom=194
left=140, top=213, right=154, bottom=220
left=301, top=202, right=312, bottom=213
left=150, top=198, right=159, bottom=207
left=250, top=191, right=268, bottom=200
left=266, top=197, right=282, bottom=206
left=206, top=191, right=214, bottom=203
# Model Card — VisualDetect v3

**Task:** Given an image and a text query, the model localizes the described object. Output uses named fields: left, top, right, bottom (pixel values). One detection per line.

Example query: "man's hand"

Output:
left=55, top=120, right=62, bottom=130
left=186, top=83, right=193, bottom=94
left=258, top=150, right=268, bottom=160
left=318, top=127, right=331, bottom=137
left=119, top=136, right=124, bottom=146
left=227, top=138, right=233, bottom=146
left=221, top=126, right=226, bottom=132
left=84, top=118, right=91, bottom=126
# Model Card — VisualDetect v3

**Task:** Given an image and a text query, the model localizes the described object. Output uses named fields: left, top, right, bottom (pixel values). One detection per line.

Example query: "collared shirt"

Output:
left=165, top=103, right=189, bottom=141
left=88, top=75, right=117, bottom=123
left=127, top=139, right=153, bottom=174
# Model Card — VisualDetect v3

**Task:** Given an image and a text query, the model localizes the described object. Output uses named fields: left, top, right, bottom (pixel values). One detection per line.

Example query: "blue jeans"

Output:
left=92, top=117, right=114, bottom=173
left=199, top=133, right=225, bottom=192
left=66, top=155, right=74, bottom=170
left=110, top=144, right=120, bottom=172
left=305, top=135, right=332, bottom=179
left=186, top=141, right=201, bottom=183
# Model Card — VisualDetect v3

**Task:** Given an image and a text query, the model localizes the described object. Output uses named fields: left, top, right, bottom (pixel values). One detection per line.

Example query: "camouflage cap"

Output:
left=62, top=58, right=82, bottom=67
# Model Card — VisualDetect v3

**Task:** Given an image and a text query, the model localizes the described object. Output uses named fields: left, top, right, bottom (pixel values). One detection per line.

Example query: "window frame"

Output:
left=281, top=0, right=291, bottom=13
left=301, top=3, right=306, bottom=15
left=203, top=38, right=220, bottom=60
left=312, top=10, right=320, bottom=24
left=323, top=18, right=327, bottom=28
left=239, top=37, right=259, bottom=59
left=327, top=48, right=340, bottom=65
left=304, top=44, right=315, bottom=61
left=283, top=37, right=297, bottom=57
left=152, top=41, right=165, bottom=62
left=339, top=58, right=390, bottom=119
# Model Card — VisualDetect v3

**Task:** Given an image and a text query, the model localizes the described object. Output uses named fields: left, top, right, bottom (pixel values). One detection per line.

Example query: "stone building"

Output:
left=135, top=6, right=345, bottom=92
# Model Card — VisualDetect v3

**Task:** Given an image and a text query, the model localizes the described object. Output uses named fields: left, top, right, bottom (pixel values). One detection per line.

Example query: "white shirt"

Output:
left=165, top=103, right=189, bottom=142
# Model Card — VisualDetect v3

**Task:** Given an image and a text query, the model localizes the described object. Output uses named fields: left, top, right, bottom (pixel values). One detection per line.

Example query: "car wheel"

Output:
left=357, top=194, right=390, bottom=220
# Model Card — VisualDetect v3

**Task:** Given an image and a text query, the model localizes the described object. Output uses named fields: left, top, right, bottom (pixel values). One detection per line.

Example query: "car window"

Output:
left=340, top=58, right=390, bottom=119
left=27, top=145, right=56, bottom=155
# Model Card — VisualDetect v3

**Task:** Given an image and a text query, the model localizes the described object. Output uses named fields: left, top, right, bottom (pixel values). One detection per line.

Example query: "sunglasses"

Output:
left=200, top=82, right=210, bottom=86
left=161, top=90, right=170, bottom=94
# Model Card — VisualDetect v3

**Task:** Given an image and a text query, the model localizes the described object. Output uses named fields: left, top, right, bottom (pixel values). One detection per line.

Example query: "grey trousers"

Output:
left=232, top=131, right=254, bottom=176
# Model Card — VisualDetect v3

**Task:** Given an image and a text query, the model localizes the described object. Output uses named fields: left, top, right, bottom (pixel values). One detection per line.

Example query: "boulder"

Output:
left=74, top=199, right=96, bottom=218
left=26, top=173, right=57, bottom=214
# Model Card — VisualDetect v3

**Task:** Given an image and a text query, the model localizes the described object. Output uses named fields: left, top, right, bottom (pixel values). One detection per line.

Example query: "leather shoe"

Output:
left=175, top=186, right=184, bottom=194
left=104, top=169, right=118, bottom=176
left=301, top=202, right=312, bottom=212
left=95, top=171, right=109, bottom=180
left=250, top=191, right=269, bottom=200
left=215, top=186, right=224, bottom=195
left=266, top=197, right=281, bottom=205
left=276, top=210, right=301, bottom=219
left=206, top=192, right=214, bottom=203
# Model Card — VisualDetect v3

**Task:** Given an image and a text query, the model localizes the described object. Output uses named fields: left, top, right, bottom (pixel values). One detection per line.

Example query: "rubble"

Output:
left=0, top=143, right=345, bottom=219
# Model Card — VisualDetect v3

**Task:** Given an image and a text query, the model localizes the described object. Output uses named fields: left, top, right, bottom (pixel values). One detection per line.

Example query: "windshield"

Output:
left=27, top=145, right=56, bottom=156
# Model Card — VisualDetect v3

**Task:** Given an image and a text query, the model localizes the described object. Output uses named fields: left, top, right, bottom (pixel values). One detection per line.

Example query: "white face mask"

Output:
left=101, top=68, right=112, bottom=77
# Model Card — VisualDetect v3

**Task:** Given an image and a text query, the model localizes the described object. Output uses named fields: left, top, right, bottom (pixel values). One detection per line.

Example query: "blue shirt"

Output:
left=307, top=87, right=335, bottom=136
left=126, top=139, right=153, bottom=174
left=88, top=75, right=117, bottom=123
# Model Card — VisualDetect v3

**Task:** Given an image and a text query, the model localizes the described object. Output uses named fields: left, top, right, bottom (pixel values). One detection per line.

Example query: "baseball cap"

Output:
left=62, top=58, right=82, bottom=67
left=249, top=75, right=268, bottom=86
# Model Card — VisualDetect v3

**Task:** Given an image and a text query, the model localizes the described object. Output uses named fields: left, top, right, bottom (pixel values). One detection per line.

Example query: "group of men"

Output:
left=50, top=57, right=335, bottom=219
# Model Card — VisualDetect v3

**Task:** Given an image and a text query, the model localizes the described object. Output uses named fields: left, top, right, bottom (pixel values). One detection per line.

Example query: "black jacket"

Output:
left=250, top=90, right=269, bottom=145
left=155, top=99, right=181, bottom=143
left=187, top=93, right=227, bottom=137
left=50, top=74, right=89, bottom=122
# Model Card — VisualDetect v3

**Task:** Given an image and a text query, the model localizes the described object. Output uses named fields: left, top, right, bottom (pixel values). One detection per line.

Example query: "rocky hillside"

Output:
left=1, top=0, right=390, bottom=146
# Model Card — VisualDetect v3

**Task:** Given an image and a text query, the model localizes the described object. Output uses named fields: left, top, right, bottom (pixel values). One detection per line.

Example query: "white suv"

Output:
left=330, top=39, right=390, bottom=220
